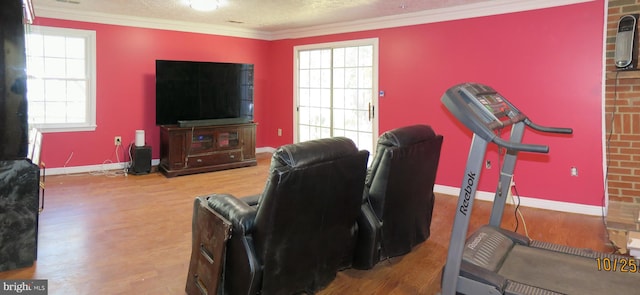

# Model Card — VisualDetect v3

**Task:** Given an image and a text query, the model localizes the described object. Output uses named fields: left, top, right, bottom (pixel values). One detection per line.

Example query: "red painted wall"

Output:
left=33, top=18, right=270, bottom=169
left=36, top=0, right=605, bottom=206
left=266, top=0, right=605, bottom=206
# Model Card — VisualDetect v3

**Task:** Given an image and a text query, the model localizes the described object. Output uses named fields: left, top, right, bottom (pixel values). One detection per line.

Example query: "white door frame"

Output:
left=293, top=38, right=379, bottom=151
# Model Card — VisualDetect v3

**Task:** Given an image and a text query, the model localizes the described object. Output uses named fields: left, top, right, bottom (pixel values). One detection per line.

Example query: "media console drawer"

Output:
left=188, top=151, right=242, bottom=168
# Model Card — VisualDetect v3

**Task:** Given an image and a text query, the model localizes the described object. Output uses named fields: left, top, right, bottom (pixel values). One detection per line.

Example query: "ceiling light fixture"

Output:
left=190, top=0, right=218, bottom=12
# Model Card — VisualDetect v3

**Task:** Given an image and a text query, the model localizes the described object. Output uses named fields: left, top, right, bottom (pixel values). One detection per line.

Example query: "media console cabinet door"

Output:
left=241, top=125, right=256, bottom=160
left=161, top=128, right=187, bottom=170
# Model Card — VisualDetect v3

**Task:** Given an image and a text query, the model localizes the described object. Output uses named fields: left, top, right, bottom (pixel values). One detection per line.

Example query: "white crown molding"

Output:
left=271, top=0, right=594, bottom=40
left=35, top=0, right=593, bottom=41
left=34, top=6, right=273, bottom=40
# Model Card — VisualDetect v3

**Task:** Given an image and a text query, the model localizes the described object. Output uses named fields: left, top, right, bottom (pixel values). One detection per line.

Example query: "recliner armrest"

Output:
left=239, top=194, right=261, bottom=207
left=206, top=193, right=257, bottom=234
left=353, top=201, right=383, bottom=270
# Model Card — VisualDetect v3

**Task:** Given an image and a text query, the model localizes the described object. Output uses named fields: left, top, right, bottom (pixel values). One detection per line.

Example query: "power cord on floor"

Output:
left=511, top=181, right=530, bottom=239
left=89, top=143, right=128, bottom=177
left=602, top=71, right=622, bottom=255
left=495, top=131, right=530, bottom=239
left=62, top=151, right=74, bottom=175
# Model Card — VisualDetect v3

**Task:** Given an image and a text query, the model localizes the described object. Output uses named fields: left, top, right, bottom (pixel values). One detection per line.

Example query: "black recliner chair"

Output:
left=353, top=124, right=443, bottom=269
left=187, top=137, right=369, bottom=295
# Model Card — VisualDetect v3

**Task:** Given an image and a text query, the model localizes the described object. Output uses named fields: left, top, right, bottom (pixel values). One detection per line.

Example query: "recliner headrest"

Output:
left=274, top=137, right=358, bottom=168
left=378, top=125, right=437, bottom=148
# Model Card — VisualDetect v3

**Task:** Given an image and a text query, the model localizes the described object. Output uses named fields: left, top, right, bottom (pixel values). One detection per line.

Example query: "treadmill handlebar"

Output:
left=492, top=137, right=549, bottom=153
left=524, top=119, right=573, bottom=135
left=492, top=119, right=571, bottom=153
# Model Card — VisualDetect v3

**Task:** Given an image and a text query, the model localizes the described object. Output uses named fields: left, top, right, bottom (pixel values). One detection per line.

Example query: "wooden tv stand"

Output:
left=159, top=123, right=257, bottom=177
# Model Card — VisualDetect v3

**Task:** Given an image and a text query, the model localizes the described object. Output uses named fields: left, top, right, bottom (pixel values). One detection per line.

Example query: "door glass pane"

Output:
left=359, top=46, right=373, bottom=66
left=333, top=48, right=345, bottom=67
left=358, top=110, right=372, bottom=132
left=345, top=68, right=358, bottom=88
left=299, top=125, right=310, bottom=142
left=299, top=69, right=310, bottom=87
left=309, top=89, right=321, bottom=107
left=309, top=69, right=321, bottom=88
left=299, top=51, right=310, bottom=69
left=333, top=89, right=344, bottom=109
left=344, top=89, right=357, bottom=109
left=334, top=109, right=345, bottom=129
left=333, top=68, right=344, bottom=88
left=299, top=88, right=310, bottom=107
left=299, top=106, right=310, bottom=125
left=321, top=108, right=331, bottom=128
left=309, top=50, right=323, bottom=68
left=345, top=47, right=358, bottom=67
left=321, top=50, right=332, bottom=68
left=344, top=109, right=358, bottom=130
left=321, top=89, right=331, bottom=108
left=359, top=67, right=372, bottom=88
left=310, top=107, right=321, bottom=126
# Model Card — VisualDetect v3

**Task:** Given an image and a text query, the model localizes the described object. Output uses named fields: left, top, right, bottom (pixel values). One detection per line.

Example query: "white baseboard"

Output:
left=256, top=147, right=276, bottom=153
left=45, top=149, right=603, bottom=216
left=47, top=159, right=161, bottom=176
left=46, top=147, right=278, bottom=176
left=434, top=184, right=604, bottom=216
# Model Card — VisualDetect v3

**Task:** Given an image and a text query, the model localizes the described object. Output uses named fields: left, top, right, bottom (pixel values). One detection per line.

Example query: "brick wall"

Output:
left=606, top=1, right=640, bottom=203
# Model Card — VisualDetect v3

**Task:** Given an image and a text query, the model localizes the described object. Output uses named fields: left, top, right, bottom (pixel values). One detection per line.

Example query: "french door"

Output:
left=294, top=39, right=379, bottom=155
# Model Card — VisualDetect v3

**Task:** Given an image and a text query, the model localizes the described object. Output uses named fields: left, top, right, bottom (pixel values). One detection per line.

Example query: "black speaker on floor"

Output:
left=130, top=145, right=151, bottom=175
left=615, top=14, right=639, bottom=70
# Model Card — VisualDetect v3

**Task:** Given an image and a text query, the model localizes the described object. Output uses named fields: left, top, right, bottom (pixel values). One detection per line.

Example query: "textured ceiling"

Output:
left=33, top=0, right=493, bottom=32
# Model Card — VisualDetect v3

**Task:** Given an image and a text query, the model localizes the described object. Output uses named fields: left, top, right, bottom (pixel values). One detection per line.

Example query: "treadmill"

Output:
left=440, top=83, right=638, bottom=295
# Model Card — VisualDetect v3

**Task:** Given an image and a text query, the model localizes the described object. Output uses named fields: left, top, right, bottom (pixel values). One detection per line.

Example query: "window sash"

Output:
left=25, top=25, right=96, bottom=132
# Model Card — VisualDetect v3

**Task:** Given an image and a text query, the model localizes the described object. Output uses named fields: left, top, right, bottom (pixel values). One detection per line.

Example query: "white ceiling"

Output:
left=31, top=0, right=593, bottom=40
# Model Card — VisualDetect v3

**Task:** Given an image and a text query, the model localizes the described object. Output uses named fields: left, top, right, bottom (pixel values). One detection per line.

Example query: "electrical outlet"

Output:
left=506, top=180, right=515, bottom=204
left=571, top=166, right=578, bottom=177
left=277, top=128, right=282, bottom=136
left=114, top=136, right=122, bottom=146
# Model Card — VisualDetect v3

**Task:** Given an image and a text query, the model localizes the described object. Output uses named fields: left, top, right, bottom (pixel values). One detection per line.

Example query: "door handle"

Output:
left=368, top=103, right=375, bottom=121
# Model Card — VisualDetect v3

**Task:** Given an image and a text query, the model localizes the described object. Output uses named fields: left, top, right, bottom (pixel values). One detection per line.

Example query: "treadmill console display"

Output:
left=476, top=94, right=509, bottom=120
left=442, top=83, right=527, bottom=143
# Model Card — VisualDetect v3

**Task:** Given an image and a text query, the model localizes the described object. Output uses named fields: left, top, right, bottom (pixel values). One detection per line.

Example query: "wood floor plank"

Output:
left=0, top=153, right=614, bottom=294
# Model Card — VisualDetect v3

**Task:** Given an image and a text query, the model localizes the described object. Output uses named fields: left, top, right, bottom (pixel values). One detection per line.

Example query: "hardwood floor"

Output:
left=0, top=153, right=613, bottom=295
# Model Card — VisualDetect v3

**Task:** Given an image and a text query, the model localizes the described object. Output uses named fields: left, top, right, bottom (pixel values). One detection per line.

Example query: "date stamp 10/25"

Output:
left=595, top=257, right=639, bottom=273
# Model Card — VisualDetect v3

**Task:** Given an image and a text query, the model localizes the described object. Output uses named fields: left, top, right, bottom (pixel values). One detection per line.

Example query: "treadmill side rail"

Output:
left=504, top=281, right=566, bottom=295
left=456, top=276, right=503, bottom=295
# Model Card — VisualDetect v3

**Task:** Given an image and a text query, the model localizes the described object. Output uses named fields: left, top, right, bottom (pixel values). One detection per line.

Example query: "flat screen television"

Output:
left=155, top=60, right=254, bottom=127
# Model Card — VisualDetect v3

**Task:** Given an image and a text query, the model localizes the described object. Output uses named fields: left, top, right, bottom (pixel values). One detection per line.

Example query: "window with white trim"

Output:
left=25, top=26, right=96, bottom=132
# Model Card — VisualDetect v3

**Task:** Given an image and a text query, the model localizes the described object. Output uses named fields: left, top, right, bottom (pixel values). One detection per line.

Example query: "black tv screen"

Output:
left=155, top=60, right=254, bottom=126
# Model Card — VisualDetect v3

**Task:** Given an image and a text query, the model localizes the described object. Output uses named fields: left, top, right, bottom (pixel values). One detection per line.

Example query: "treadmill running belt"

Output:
left=497, top=245, right=638, bottom=294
